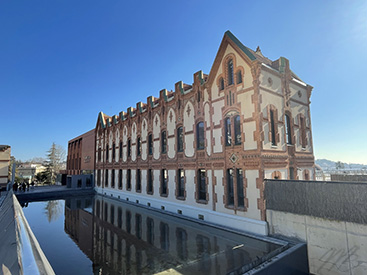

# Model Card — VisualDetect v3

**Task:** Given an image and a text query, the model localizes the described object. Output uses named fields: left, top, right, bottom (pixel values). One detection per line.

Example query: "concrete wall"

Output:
left=265, top=180, right=367, bottom=275
left=0, top=192, right=54, bottom=274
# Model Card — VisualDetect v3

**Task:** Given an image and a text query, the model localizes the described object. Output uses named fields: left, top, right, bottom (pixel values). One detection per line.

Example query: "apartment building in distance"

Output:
left=0, top=145, right=11, bottom=190
left=94, top=31, right=315, bottom=235
left=66, top=129, right=95, bottom=188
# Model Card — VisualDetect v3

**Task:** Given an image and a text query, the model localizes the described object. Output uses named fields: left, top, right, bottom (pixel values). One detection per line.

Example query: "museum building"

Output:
left=94, top=31, right=315, bottom=235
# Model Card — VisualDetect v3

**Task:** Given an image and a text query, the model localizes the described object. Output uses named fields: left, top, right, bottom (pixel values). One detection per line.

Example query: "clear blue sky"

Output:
left=1, top=1, right=366, bottom=164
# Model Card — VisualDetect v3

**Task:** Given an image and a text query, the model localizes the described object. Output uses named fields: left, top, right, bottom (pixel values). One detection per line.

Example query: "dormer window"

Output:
left=228, top=59, right=234, bottom=85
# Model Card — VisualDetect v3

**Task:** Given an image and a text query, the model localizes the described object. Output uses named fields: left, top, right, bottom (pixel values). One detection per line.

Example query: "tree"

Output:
left=335, top=161, right=345, bottom=170
left=44, top=143, right=66, bottom=185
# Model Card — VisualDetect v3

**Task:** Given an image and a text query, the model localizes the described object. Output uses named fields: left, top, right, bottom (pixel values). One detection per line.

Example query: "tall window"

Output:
left=148, top=134, right=153, bottom=155
left=228, top=59, right=234, bottom=85
left=160, top=222, right=169, bottom=251
left=234, top=115, right=241, bottom=145
left=119, top=141, right=122, bottom=159
left=161, top=169, right=168, bottom=196
left=127, top=169, right=131, bottom=190
left=111, top=169, right=115, bottom=188
left=197, top=169, right=207, bottom=201
left=196, top=122, right=205, bottom=150
left=106, top=145, right=109, bottom=162
left=237, top=169, right=244, bottom=207
left=300, top=116, right=307, bottom=148
left=137, top=137, right=141, bottom=156
left=285, top=114, right=292, bottom=145
left=177, top=127, right=184, bottom=152
left=147, top=169, right=153, bottom=194
left=236, top=70, right=242, bottom=84
left=105, top=169, right=108, bottom=187
left=98, top=148, right=101, bottom=162
left=226, top=168, right=244, bottom=208
left=127, top=139, right=131, bottom=157
left=227, top=169, right=234, bottom=206
left=112, top=143, right=115, bottom=161
left=161, top=131, right=167, bottom=154
left=136, top=169, right=141, bottom=192
left=225, top=117, right=231, bottom=146
left=97, top=169, right=101, bottom=187
left=225, top=115, right=241, bottom=146
left=270, top=109, right=277, bottom=146
left=220, top=77, right=224, bottom=90
left=177, top=169, right=185, bottom=199
left=118, top=169, right=122, bottom=189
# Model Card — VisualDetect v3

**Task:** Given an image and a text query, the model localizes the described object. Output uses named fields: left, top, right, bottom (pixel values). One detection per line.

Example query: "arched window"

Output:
left=228, top=59, right=234, bottom=85
left=196, top=122, right=205, bottom=150
left=177, top=127, right=184, bottom=152
left=225, top=117, right=231, bottom=146
left=285, top=114, right=292, bottom=145
left=236, top=70, right=242, bottom=84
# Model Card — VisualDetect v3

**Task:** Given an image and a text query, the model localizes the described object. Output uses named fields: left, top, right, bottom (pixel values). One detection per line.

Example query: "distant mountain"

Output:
left=316, top=159, right=367, bottom=171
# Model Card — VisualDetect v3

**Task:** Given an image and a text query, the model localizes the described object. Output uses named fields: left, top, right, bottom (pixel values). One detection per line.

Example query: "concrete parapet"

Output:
left=0, top=191, right=55, bottom=274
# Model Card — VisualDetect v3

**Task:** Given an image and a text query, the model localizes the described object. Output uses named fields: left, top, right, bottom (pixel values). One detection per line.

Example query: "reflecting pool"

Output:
left=21, top=195, right=284, bottom=274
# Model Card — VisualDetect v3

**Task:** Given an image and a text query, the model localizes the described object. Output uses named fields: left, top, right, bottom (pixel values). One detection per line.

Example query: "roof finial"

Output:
left=256, top=46, right=264, bottom=57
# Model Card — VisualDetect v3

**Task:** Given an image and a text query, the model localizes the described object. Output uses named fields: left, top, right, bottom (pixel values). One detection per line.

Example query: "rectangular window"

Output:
left=112, top=143, right=115, bottom=161
left=234, top=115, right=241, bottom=145
left=137, top=137, right=141, bottom=156
left=270, top=109, right=277, bottom=146
left=111, top=169, right=115, bottom=188
left=196, top=122, right=205, bottom=150
left=118, top=169, right=122, bottom=189
left=136, top=169, right=141, bottom=192
left=197, top=169, right=207, bottom=201
left=177, top=169, right=185, bottom=198
left=177, top=127, right=183, bottom=152
left=97, top=169, right=101, bottom=187
left=227, top=169, right=234, bottom=206
left=106, top=145, right=109, bottom=162
left=148, top=134, right=153, bottom=155
left=135, top=214, right=142, bottom=239
left=161, top=131, right=167, bottom=154
left=119, top=141, right=122, bottom=159
left=285, top=114, right=292, bottom=145
left=77, top=179, right=82, bottom=188
left=127, top=139, right=131, bottom=157
left=147, top=169, right=153, bottom=194
left=161, top=169, right=168, bottom=196
left=225, top=117, right=231, bottom=146
left=127, top=169, right=131, bottom=190
left=105, top=169, right=108, bottom=187
left=236, top=169, right=244, bottom=207
left=300, top=116, right=307, bottom=148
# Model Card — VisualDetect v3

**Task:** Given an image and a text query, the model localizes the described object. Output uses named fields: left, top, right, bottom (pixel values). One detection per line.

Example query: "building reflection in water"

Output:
left=64, top=195, right=283, bottom=275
